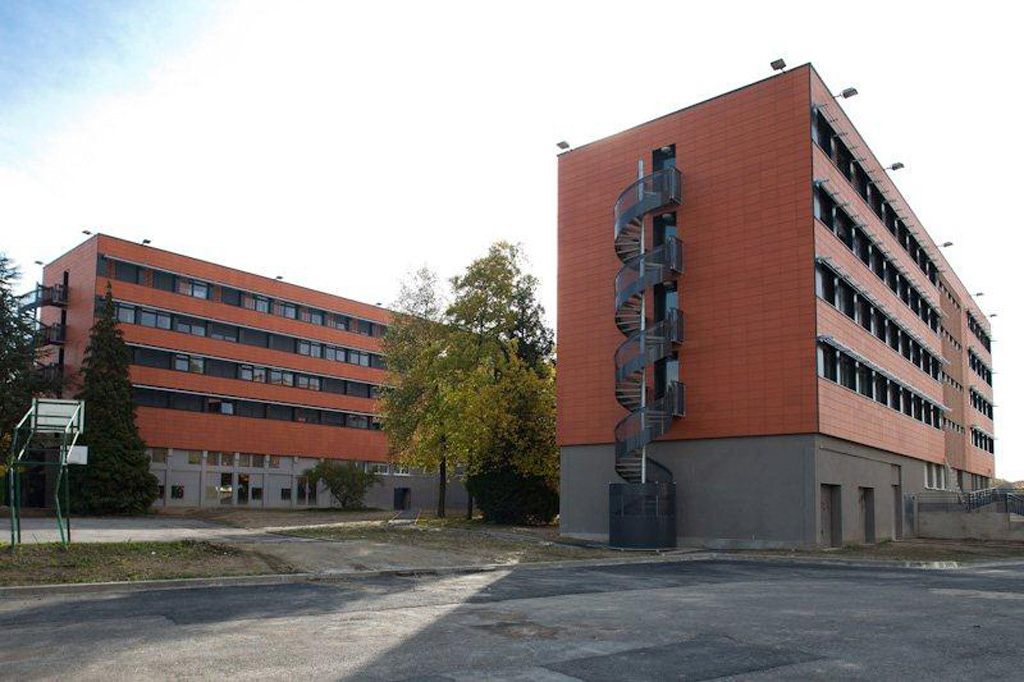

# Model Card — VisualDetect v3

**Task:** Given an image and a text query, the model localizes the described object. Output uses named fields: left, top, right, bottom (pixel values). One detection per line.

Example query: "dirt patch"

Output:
left=0, top=540, right=296, bottom=586
left=280, top=522, right=630, bottom=565
left=741, top=539, right=1024, bottom=563
left=158, top=507, right=394, bottom=529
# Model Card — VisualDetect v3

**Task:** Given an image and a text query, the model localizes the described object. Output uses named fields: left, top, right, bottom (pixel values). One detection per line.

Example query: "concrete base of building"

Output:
left=149, top=449, right=468, bottom=512
left=561, top=434, right=938, bottom=549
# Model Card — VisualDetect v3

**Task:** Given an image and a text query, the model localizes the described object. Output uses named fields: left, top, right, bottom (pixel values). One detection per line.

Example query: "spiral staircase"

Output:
left=612, top=166, right=685, bottom=485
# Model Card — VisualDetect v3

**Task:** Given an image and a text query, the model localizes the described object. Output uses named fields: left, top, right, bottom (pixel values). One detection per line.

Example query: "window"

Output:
left=116, top=304, right=136, bottom=324
left=308, top=309, right=323, bottom=326
left=295, top=375, right=321, bottom=391
left=221, top=287, right=243, bottom=306
left=269, top=456, right=282, bottom=469
left=298, top=340, right=322, bottom=358
left=818, top=344, right=838, bottom=381
left=186, top=450, right=202, bottom=465
left=170, top=392, right=204, bottom=412
left=114, top=261, right=140, bottom=283
left=238, top=454, right=264, bottom=468
left=348, top=414, right=369, bottom=429
left=173, top=354, right=204, bottom=374
left=153, top=270, right=176, bottom=291
left=268, top=369, right=294, bottom=386
left=239, top=365, right=267, bottom=383
left=236, top=400, right=266, bottom=419
left=149, top=447, right=168, bottom=464
left=134, top=387, right=169, bottom=408
left=321, top=411, right=346, bottom=426
left=839, top=354, right=857, bottom=390
left=246, top=294, right=271, bottom=313
left=348, top=381, right=370, bottom=398
left=267, top=404, right=293, bottom=421
left=138, top=309, right=172, bottom=330
left=207, top=451, right=231, bottom=467
left=816, top=266, right=836, bottom=304
left=838, top=281, right=855, bottom=318
left=210, top=322, right=237, bottom=342
left=205, top=359, right=237, bottom=379
left=134, top=347, right=170, bottom=369
left=349, top=350, right=370, bottom=367
left=294, top=408, right=320, bottom=424
left=239, top=328, right=268, bottom=347
left=205, top=397, right=234, bottom=415
left=174, top=316, right=206, bottom=337
left=280, top=487, right=291, bottom=501
left=269, top=334, right=295, bottom=353
left=178, top=278, right=210, bottom=299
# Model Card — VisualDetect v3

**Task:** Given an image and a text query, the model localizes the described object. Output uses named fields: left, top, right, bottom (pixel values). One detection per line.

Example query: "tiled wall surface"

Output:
left=557, top=66, right=818, bottom=447
left=43, top=234, right=391, bottom=464
left=557, top=64, right=993, bottom=479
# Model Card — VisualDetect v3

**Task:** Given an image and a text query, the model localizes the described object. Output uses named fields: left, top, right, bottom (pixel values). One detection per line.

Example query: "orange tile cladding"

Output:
left=557, top=66, right=818, bottom=447
left=557, top=64, right=993, bottom=478
left=42, top=234, right=391, bottom=463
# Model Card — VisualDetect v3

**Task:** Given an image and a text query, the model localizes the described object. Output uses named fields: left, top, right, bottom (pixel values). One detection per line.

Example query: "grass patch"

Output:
left=0, top=540, right=296, bottom=586
left=281, top=522, right=627, bottom=564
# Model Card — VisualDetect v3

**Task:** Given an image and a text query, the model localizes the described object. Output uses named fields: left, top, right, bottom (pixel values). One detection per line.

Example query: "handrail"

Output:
left=612, top=167, right=684, bottom=484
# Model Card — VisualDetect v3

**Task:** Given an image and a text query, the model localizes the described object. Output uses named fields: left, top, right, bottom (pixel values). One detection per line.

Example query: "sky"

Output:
left=1, top=1, right=1020, bottom=477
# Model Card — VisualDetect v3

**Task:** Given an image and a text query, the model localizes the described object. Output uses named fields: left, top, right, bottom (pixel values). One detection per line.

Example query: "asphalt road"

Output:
left=1, top=558, right=1022, bottom=680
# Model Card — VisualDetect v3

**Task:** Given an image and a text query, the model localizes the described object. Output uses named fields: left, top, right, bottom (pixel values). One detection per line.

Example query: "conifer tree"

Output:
left=72, top=286, right=158, bottom=513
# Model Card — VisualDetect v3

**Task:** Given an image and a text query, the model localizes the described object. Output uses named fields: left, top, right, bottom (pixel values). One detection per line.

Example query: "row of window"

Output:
left=100, top=255, right=388, bottom=338
left=812, top=111, right=939, bottom=286
left=944, top=418, right=965, bottom=435
left=925, top=462, right=948, bottom=490
left=939, top=280, right=962, bottom=311
left=815, top=263, right=942, bottom=382
left=946, top=374, right=963, bottom=393
left=814, top=184, right=940, bottom=333
left=941, top=327, right=962, bottom=352
left=111, top=300, right=385, bottom=370
left=968, top=350, right=993, bottom=387
left=966, top=312, right=992, bottom=352
left=970, top=389, right=994, bottom=420
left=130, top=345, right=381, bottom=399
left=148, top=448, right=410, bottom=477
left=971, top=427, right=995, bottom=454
left=817, top=341, right=944, bottom=430
left=133, top=387, right=383, bottom=430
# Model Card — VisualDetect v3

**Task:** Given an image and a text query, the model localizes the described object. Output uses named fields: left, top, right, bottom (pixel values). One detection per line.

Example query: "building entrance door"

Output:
left=820, top=484, right=841, bottom=547
left=393, top=487, right=411, bottom=511
left=859, top=487, right=876, bottom=544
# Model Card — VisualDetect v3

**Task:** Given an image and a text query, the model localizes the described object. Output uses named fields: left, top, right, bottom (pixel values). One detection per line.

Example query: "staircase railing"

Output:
left=612, top=166, right=685, bottom=484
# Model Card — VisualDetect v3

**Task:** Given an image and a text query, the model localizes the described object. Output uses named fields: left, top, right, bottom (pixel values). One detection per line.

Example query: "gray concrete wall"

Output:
left=918, top=510, right=1024, bottom=541
left=148, top=448, right=467, bottom=512
left=561, top=435, right=818, bottom=549
left=814, top=435, right=928, bottom=544
left=562, top=434, right=938, bottom=549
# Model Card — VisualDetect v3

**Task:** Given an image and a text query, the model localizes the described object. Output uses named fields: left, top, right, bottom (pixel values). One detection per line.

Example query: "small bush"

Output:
left=304, top=461, right=381, bottom=510
left=467, top=465, right=558, bottom=525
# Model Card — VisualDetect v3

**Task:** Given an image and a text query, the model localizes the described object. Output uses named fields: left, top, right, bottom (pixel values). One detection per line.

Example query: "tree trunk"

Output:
left=437, top=455, right=447, bottom=518
left=466, top=493, right=474, bottom=520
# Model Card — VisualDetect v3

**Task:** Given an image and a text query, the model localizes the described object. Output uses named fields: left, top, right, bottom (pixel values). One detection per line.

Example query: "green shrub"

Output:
left=466, top=465, right=558, bottom=525
left=304, top=461, right=381, bottom=510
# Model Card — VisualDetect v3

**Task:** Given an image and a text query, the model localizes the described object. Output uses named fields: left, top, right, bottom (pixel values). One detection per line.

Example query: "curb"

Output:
left=0, top=551, right=713, bottom=598
left=0, top=549, right=1007, bottom=597
left=709, top=552, right=964, bottom=571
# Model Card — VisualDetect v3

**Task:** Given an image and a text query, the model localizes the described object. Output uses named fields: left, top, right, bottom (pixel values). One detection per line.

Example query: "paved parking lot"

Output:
left=1, top=558, right=1022, bottom=680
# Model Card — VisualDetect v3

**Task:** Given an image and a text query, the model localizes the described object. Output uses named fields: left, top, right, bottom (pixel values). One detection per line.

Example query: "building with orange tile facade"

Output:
left=28, top=234, right=465, bottom=511
left=557, top=64, right=994, bottom=548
